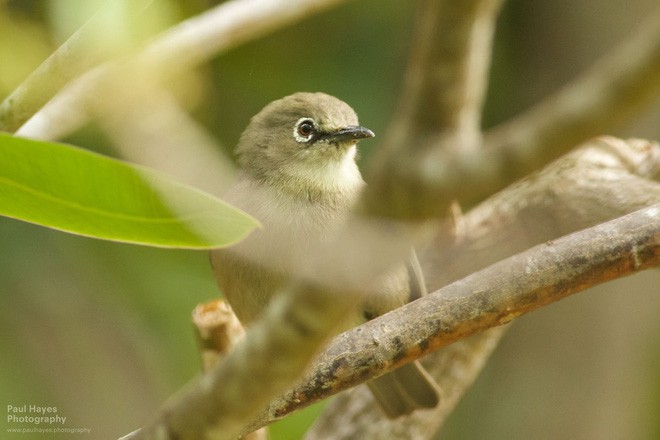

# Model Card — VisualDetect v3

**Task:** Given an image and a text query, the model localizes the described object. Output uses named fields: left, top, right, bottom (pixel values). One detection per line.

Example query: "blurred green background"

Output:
left=1, top=0, right=659, bottom=439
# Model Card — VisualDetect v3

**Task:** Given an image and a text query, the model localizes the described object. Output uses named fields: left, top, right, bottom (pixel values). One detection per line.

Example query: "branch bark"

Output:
left=363, top=6, right=660, bottom=220
left=216, top=136, right=659, bottom=438
left=306, top=328, right=505, bottom=440
left=484, top=6, right=660, bottom=169
left=300, top=202, right=658, bottom=439
left=306, top=136, right=660, bottom=438
left=383, top=0, right=504, bottom=153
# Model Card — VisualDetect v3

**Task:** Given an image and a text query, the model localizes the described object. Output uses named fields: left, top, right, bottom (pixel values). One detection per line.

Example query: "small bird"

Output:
left=210, top=92, right=439, bottom=418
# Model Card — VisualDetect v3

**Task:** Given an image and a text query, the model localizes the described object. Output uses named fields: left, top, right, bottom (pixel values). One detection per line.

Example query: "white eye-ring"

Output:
left=293, top=117, right=317, bottom=143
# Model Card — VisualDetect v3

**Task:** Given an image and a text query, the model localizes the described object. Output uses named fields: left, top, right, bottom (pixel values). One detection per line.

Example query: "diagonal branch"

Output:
left=364, top=6, right=660, bottom=220
left=0, top=0, right=155, bottom=133
left=16, top=0, right=354, bottom=140
left=305, top=136, right=660, bottom=439
left=120, top=283, right=362, bottom=440
left=241, top=202, right=660, bottom=436
left=484, top=6, right=660, bottom=174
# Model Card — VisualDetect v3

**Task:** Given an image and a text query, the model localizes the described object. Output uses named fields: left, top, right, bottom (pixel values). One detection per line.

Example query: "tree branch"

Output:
left=306, top=327, right=506, bottom=440
left=364, top=0, right=503, bottom=219
left=363, top=6, right=660, bottom=220
left=0, top=0, right=155, bottom=133
left=383, top=0, right=504, bottom=152
left=120, top=282, right=364, bottom=440
left=484, top=7, right=660, bottom=169
left=307, top=136, right=660, bottom=438
left=243, top=202, right=660, bottom=436
left=192, top=301, right=267, bottom=440
left=192, top=300, right=245, bottom=371
left=215, top=136, right=658, bottom=437
left=16, top=0, right=354, bottom=140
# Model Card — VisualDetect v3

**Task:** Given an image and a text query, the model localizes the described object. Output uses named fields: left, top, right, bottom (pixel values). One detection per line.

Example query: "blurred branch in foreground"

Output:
left=13, top=0, right=353, bottom=140
left=192, top=301, right=267, bottom=440
left=383, top=0, right=505, bottom=153
left=119, top=136, right=660, bottom=440
left=265, top=137, right=660, bottom=439
left=300, top=202, right=659, bottom=440
left=0, top=0, right=154, bottom=132
left=308, top=136, right=660, bottom=439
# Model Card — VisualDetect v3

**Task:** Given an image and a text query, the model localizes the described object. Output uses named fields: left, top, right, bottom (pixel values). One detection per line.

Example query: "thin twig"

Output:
left=192, top=301, right=268, bottom=440
left=192, top=300, right=245, bottom=371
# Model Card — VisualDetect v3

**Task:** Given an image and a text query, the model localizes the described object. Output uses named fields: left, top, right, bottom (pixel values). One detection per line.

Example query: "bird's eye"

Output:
left=299, top=121, right=314, bottom=136
left=293, top=118, right=316, bottom=143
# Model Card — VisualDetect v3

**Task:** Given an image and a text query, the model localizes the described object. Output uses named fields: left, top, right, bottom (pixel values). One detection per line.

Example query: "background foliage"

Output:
left=1, top=0, right=659, bottom=438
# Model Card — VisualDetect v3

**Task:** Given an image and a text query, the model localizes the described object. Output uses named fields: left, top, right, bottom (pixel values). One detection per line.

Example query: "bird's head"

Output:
left=236, top=92, right=374, bottom=192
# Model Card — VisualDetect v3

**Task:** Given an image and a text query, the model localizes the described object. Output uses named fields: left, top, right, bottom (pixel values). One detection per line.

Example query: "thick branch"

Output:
left=308, top=136, right=660, bottom=438
left=364, top=6, right=660, bottom=220
left=306, top=328, right=505, bottom=440
left=121, top=283, right=361, bottom=440
left=244, top=203, right=660, bottom=435
left=384, top=0, right=504, bottom=152
left=425, top=137, right=660, bottom=288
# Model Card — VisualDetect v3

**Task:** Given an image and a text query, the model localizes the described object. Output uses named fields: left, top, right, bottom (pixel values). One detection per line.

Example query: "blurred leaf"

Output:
left=0, top=132, right=258, bottom=248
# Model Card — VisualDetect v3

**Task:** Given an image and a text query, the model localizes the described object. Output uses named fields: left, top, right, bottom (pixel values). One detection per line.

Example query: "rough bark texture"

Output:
left=248, top=137, right=660, bottom=439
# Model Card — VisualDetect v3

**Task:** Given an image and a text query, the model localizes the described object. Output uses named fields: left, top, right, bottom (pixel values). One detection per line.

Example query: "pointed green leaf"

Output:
left=0, top=132, right=258, bottom=249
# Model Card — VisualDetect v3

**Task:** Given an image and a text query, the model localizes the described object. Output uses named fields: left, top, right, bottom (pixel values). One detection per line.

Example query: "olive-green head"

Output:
left=235, top=92, right=374, bottom=188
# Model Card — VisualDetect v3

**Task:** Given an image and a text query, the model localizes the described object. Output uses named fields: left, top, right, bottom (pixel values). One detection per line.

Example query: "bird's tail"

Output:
left=366, top=360, right=440, bottom=418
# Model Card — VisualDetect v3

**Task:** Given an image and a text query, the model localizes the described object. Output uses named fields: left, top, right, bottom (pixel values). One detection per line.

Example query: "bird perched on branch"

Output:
left=211, top=92, right=439, bottom=418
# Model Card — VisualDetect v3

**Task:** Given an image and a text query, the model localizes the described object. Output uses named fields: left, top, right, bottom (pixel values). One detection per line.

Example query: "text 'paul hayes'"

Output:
left=7, top=405, right=66, bottom=425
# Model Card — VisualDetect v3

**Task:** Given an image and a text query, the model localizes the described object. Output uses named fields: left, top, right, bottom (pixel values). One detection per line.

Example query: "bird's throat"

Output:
left=274, top=144, right=364, bottom=203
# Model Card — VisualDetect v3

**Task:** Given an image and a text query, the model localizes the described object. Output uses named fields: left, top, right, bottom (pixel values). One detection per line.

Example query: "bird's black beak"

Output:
left=323, top=125, right=375, bottom=144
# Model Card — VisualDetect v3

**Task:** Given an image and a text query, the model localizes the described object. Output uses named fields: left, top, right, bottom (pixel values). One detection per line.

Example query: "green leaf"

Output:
left=0, top=132, right=258, bottom=249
